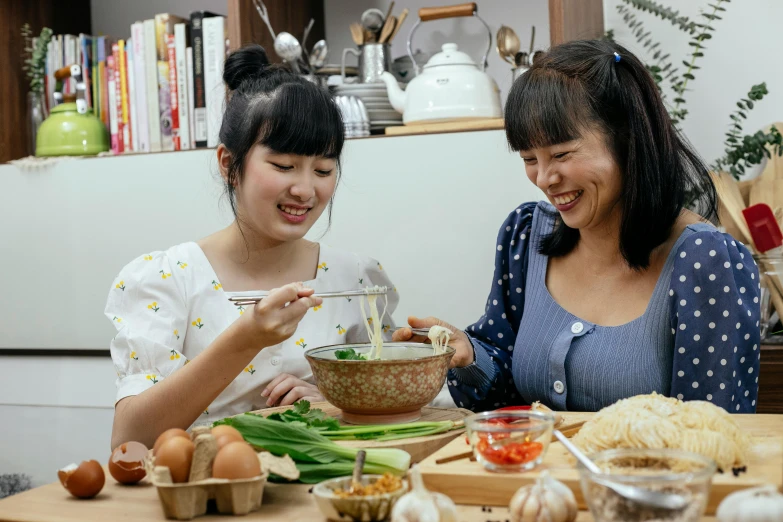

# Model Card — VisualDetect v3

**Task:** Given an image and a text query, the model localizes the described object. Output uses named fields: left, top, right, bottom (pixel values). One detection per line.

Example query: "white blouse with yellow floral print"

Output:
left=105, top=242, right=405, bottom=425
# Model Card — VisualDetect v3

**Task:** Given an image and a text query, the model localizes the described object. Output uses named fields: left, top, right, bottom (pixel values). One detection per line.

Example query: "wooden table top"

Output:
left=0, top=478, right=718, bottom=522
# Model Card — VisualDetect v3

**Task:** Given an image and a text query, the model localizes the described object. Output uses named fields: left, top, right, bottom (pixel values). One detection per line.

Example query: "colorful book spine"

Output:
left=190, top=11, right=221, bottom=148
left=131, top=22, right=150, bottom=152
left=167, top=34, right=180, bottom=151
left=112, top=43, right=124, bottom=153
left=155, top=14, right=187, bottom=151
left=186, top=46, right=196, bottom=149
left=203, top=15, right=226, bottom=148
left=127, top=42, right=139, bottom=152
left=107, top=55, right=119, bottom=153
left=175, top=23, right=191, bottom=150
left=143, top=20, right=162, bottom=152
left=98, top=37, right=109, bottom=128
left=91, top=36, right=99, bottom=119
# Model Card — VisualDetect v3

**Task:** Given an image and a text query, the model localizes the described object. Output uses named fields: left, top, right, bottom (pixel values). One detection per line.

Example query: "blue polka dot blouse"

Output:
left=448, top=202, right=761, bottom=414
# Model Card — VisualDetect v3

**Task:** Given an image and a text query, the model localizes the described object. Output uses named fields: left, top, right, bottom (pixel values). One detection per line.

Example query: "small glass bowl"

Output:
left=577, top=448, right=716, bottom=522
left=464, top=410, right=555, bottom=472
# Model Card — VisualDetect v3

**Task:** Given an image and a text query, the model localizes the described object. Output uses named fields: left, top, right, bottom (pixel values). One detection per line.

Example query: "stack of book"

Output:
left=43, top=11, right=228, bottom=153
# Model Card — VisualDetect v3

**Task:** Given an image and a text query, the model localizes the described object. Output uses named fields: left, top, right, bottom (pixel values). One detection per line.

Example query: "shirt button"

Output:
left=271, top=356, right=280, bottom=366
left=571, top=322, right=584, bottom=334
left=553, top=380, right=565, bottom=394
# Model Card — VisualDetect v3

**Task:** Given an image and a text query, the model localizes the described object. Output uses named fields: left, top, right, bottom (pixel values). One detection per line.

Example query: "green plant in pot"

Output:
left=606, top=0, right=782, bottom=182
left=22, top=24, right=52, bottom=153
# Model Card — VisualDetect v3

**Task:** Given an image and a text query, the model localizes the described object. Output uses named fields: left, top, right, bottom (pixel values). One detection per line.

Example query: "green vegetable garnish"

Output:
left=334, top=348, right=367, bottom=360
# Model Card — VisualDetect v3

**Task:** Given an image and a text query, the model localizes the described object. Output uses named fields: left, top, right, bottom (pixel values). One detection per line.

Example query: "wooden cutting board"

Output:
left=249, top=402, right=472, bottom=463
left=418, top=413, right=783, bottom=515
left=384, top=118, right=504, bottom=136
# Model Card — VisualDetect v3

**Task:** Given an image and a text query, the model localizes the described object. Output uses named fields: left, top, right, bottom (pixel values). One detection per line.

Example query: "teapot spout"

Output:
left=380, top=72, right=406, bottom=115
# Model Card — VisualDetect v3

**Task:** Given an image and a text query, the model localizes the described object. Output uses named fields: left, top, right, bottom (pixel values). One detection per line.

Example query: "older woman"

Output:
left=395, top=40, right=761, bottom=413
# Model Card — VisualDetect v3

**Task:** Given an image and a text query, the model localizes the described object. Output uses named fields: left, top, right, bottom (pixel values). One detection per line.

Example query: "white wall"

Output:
left=324, top=0, right=550, bottom=104
left=0, top=129, right=543, bottom=486
left=604, top=0, right=783, bottom=167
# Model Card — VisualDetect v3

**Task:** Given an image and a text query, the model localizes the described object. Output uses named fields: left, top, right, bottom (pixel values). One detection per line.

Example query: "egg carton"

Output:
left=151, top=468, right=268, bottom=520
left=145, top=427, right=300, bottom=520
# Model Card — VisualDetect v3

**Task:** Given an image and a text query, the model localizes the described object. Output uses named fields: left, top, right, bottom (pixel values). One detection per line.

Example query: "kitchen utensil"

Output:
left=309, top=39, right=328, bottom=69
left=350, top=450, right=366, bottom=494
left=379, top=15, right=397, bottom=43
left=342, top=43, right=392, bottom=84
left=713, top=171, right=752, bottom=244
left=743, top=203, right=783, bottom=325
left=36, top=64, right=109, bottom=157
left=496, top=25, right=520, bottom=65
left=274, top=32, right=303, bottom=73
left=251, top=0, right=276, bottom=39
left=380, top=3, right=501, bottom=125
left=305, top=343, right=455, bottom=424
left=558, top=432, right=690, bottom=511
left=385, top=1, right=396, bottom=22
left=301, top=18, right=315, bottom=59
left=228, top=287, right=387, bottom=306
left=529, top=25, right=536, bottom=54
left=349, top=23, right=364, bottom=46
left=363, top=28, right=377, bottom=44
left=389, top=8, right=409, bottom=42
left=744, top=203, right=783, bottom=254
left=361, top=8, right=386, bottom=32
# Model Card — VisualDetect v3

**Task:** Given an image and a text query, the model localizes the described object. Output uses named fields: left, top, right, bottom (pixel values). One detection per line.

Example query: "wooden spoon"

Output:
left=349, top=23, right=364, bottom=46
left=388, top=8, right=409, bottom=42
left=713, top=171, right=752, bottom=244
left=379, top=15, right=396, bottom=43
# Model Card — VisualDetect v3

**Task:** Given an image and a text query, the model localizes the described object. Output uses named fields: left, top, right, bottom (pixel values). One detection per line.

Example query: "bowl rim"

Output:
left=312, top=474, right=409, bottom=500
left=304, top=342, right=455, bottom=363
left=577, top=447, right=718, bottom=484
left=464, top=410, right=556, bottom=432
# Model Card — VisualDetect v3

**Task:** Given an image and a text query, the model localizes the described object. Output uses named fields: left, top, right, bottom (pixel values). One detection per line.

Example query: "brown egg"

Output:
left=108, top=441, right=148, bottom=484
left=212, top=441, right=261, bottom=480
left=58, top=460, right=105, bottom=498
left=155, top=436, right=195, bottom=483
left=211, top=425, right=244, bottom=450
left=153, top=428, right=190, bottom=456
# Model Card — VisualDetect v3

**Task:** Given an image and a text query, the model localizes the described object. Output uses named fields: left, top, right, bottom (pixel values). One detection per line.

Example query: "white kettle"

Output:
left=380, top=3, right=502, bottom=125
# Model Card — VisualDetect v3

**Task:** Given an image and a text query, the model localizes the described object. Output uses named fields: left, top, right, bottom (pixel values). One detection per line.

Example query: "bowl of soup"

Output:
left=304, top=343, right=454, bottom=424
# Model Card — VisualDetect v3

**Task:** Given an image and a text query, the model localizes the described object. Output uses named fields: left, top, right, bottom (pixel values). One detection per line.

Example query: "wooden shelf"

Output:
left=759, top=343, right=783, bottom=414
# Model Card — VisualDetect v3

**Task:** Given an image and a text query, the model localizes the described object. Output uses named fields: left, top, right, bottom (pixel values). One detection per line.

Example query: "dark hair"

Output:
left=220, top=44, right=345, bottom=224
left=505, top=39, right=717, bottom=270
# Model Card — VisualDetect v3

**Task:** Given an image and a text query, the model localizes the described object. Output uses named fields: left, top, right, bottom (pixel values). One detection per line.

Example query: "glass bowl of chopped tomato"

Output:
left=464, top=410, right=555, bottom=472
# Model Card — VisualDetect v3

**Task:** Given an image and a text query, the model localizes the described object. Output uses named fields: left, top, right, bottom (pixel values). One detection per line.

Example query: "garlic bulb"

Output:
left=716, top=484, right=783, bottom=522
left=509, top=471, right=577, bottom=522
left=391, top=465, right=458, bottom=522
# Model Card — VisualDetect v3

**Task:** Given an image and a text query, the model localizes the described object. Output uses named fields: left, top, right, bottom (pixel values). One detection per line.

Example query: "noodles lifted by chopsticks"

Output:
left=360, top=286, right=389, bottom=360
left=571, top=392, right=751, bottom=472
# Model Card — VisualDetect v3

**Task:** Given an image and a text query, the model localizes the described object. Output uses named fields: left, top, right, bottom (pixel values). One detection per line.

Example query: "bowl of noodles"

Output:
left=304, top=286, right=455, bottom=424
left=304, top=342, right=455, bottom=424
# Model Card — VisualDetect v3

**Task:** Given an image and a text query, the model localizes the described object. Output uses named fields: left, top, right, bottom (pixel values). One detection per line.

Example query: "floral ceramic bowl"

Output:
left=304, top=343, right=455, bottom=424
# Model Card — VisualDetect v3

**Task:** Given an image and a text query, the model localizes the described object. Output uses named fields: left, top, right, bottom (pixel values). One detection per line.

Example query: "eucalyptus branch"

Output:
left=620, top=0, right=699, bottom=34
left=670, top=1, right=729, bottom=123
left=712, top=83, right=783, bottom=179
left=20, top=25, right=53, bottom=94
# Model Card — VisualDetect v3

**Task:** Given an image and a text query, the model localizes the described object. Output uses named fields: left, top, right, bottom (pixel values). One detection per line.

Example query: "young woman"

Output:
left=106, top=45, right=398, bottom=449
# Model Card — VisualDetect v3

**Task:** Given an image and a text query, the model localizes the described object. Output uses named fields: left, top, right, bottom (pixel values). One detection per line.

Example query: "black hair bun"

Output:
left=223, top=44, right=271, bottom=91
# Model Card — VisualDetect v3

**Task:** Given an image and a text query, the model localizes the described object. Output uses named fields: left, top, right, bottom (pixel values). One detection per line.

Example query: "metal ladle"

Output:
left=274, top=32, right=303, bottom=73
left=553, top=431, right=689, bottom=511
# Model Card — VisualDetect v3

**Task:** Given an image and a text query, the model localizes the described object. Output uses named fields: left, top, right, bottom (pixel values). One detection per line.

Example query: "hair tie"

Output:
left=614, top=52, right=621, bottom=63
